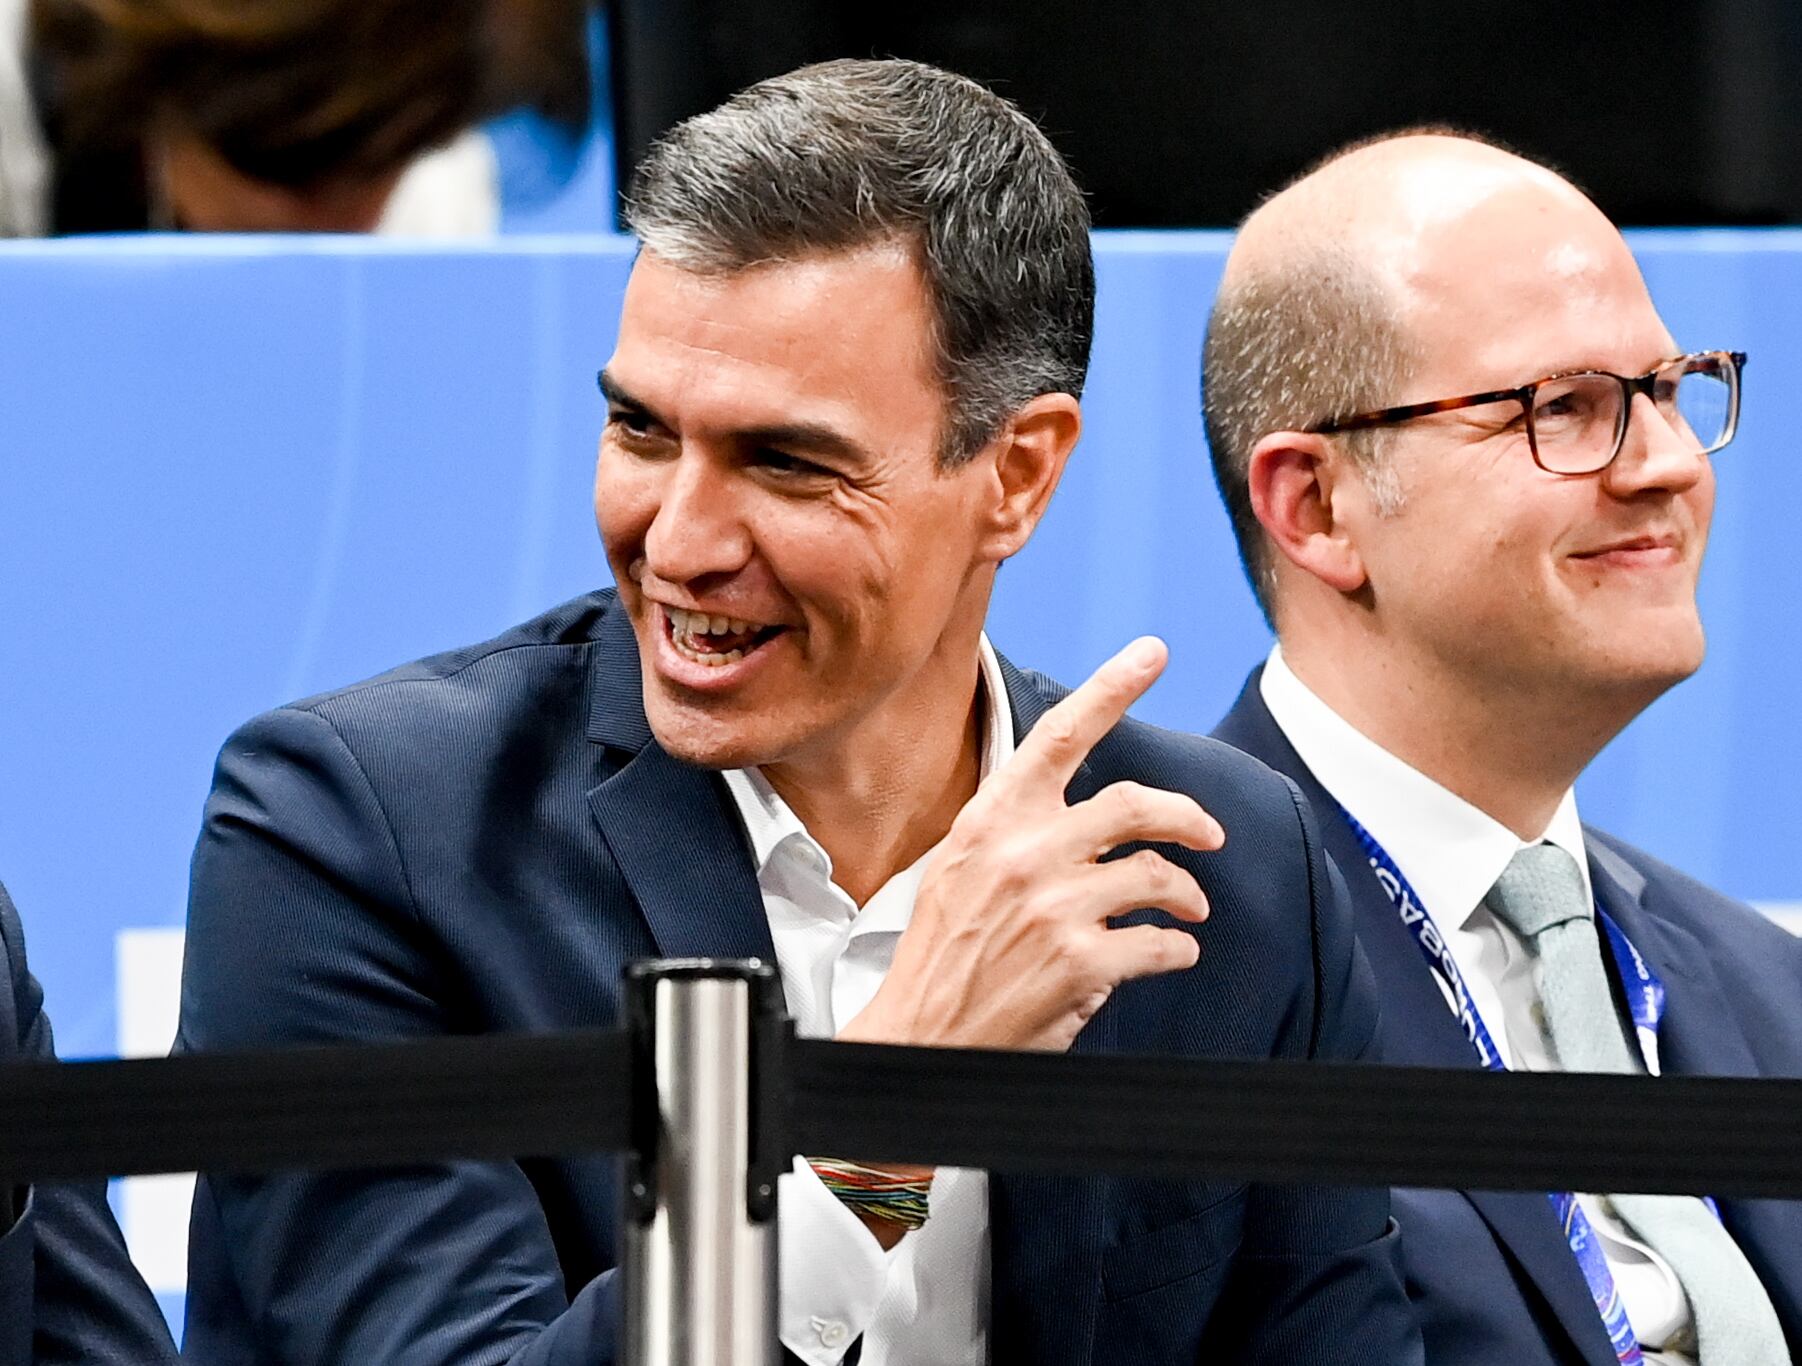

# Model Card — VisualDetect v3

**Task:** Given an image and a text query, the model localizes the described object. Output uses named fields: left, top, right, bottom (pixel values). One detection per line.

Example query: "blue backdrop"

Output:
left=2, top=231, right=1798, bottom=1065
left=3, top=229, right=1799, bottom=1318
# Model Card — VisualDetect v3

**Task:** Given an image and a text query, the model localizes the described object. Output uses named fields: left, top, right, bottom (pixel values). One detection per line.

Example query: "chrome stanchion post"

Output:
left=623, top=959, right=784, bottom=1366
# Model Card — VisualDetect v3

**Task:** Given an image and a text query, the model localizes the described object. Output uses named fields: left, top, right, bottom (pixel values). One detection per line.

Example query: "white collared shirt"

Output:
left=718, top=636, right=1012, bottom=1366
left=1260, top=646, right=1699, bottom=1362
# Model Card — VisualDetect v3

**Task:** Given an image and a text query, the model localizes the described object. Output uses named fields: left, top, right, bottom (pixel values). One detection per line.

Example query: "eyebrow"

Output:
left=597, top=367, right=874, bottom=467
left=597, top=368, right=649, bottom=413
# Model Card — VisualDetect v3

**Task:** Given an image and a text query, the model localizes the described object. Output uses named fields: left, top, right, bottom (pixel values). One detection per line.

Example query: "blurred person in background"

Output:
left=0, top=0, right=591, bottom=234
left=0, top=880, right=177, bottom=1364
left=1205, top=130, right=1801, bottom=1365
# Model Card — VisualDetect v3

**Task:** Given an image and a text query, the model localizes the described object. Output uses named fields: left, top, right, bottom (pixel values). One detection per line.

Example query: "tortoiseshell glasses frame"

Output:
left=1306, top=349, right=1747, bottom=476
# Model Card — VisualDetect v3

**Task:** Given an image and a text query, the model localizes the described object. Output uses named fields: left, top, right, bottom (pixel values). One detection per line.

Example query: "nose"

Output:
left=1604, top=391, right=1706, bottom=497
left=641, top=449, right=755, bottom=586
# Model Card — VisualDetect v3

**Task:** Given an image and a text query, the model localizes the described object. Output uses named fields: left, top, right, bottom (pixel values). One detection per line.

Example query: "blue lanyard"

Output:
left=1337, top=805, right=1652, bottom=1366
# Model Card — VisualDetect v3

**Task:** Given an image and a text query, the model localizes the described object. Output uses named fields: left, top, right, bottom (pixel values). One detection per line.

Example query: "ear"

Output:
left=1247, top=430, right=1368, bottom=594
left=973, top=392, right=1082, bottom=561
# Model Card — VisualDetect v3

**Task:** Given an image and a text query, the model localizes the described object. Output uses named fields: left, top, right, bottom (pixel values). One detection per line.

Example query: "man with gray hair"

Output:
left=178, top=58, right=1421, bottom=1365
left=1206, top=130, right=1802, bottom=1365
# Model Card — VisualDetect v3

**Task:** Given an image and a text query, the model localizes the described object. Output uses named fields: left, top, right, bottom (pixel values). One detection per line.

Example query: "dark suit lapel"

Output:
left=1215, top=671, right=1620, bottom=1366
left=1215, top=673, right=1474, bottom=1071
left=987, top=655, right=1111, bottom=1366
left=584, top=605, right=777, bottom=966
left=1587, top=840, right=1802, bottom=1341
left=1585, top=837, right=1757, bottom=1081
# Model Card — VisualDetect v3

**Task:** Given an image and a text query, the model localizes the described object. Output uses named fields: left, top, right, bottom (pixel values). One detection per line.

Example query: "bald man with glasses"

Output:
left=1203, top=130, right=1800, bottom=1366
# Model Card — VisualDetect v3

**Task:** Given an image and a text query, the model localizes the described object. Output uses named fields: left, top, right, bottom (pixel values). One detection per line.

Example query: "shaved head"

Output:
left=1203, top=129, right=1621, bottom=620
left=1206, top=127, right=1710, bottom=799
left=1227, top=133, right=1592, bottom=297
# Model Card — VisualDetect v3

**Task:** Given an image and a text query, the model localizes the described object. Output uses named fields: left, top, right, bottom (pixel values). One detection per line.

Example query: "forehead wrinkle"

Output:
left=626, top=330, right=875, bottom=444
left=613, top=245, right=949, bottom=473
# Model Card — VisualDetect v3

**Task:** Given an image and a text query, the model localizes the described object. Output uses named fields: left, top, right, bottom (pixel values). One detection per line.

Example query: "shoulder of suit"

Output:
left=0, top=879, right=23, bottom=1038
left=1011, top=665, right=1305, bottom=814
left=1585, top=824, right=1798, bottom=952
left=280, top=588, right=621, bottom=716
left=212, top=588, right=623, bottom=768
left=0, top=877, right=17, bottom=957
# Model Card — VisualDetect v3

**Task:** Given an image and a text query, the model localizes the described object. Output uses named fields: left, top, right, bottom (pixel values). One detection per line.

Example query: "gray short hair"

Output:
left=1201, top=242, right=1413, bottom=624
left=623, top=58, right=1095, bottom=466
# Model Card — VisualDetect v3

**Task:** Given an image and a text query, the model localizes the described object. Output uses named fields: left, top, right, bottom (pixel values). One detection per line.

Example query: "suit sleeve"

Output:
left=177, top=707, right=623, bottom=1366
left=1207, top=782, right=1424, bottom=1366
left=0, top=885, right=178, bottom=1366
left=0, top=890, right=33, bottom=1366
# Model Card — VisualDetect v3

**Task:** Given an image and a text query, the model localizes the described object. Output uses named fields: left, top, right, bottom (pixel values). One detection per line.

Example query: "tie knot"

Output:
left=1486, top=842, right=1590, bottom=942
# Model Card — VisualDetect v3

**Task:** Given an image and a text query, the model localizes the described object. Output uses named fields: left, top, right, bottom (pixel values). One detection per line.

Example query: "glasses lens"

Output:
left=1528, top=373, right=1622, bottom=474
left=1671, top=356, right=1736, bottom=454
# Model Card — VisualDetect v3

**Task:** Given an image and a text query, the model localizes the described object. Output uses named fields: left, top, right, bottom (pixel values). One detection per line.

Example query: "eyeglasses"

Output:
left=1307, top=350, right=1747, bottom=476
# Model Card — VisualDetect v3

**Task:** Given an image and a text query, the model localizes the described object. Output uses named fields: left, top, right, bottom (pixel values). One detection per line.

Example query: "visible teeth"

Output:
left=666, top=605, right=766, bottom=640
left=669, top=630, right=746, bottom=667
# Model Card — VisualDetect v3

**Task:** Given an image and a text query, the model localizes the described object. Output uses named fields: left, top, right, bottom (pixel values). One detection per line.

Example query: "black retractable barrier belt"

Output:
left=789, top=1041, right=1802, bottom=1199
left=0, top=1030, right=631, bottom=1182
left=2, top=1029, right=1800, bottom=1196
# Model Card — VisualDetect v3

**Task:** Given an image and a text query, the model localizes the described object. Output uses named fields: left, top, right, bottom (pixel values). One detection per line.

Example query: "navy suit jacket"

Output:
left=1215, top=670, right=1802, bottom=1366
left=178, top=589, right=1421, bottom=1365
left=0, top=882, right=178, bottom=1366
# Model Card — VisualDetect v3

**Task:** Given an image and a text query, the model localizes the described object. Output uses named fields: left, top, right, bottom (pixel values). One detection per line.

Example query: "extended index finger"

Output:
left=1009, top=636, right=1168, bottom=790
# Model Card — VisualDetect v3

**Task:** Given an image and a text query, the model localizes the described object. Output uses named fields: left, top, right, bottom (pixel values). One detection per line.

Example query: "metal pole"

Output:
left=623, top=959, right=782, bottom=1366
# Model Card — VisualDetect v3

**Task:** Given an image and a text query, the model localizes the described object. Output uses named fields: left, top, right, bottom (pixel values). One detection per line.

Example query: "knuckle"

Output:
left=1049, top=927, right=1093, bottom=979
left=1130, top=847, right=1171, bottom=880
left=1145, top=856, right=1202, bottom=909
left=1036, top=707, right=1080, bottom=750
left=997, top=839, right=1041, bottom=886
left=1162, top=856, right=1200, bottom=892
left=1006, top=876, right=1058, bottom=928
left=1113, top=782, right=1153, bottom=824
left=946, top=807, right=990, bottom=851
left=1020, top=893, right=1059, bottom=934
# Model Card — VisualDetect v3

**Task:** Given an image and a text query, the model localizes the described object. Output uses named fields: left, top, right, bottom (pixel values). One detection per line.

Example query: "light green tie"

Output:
left=1487, top=843, right=1789, bottom=1366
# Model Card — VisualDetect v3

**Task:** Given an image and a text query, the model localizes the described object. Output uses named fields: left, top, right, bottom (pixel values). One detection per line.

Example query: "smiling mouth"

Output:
left=662, top=605, right=786, bottom=666
left=1571, top=538, right=1680, bottom=562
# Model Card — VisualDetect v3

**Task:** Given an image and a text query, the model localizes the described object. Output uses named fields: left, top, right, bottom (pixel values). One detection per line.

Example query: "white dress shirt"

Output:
left=718, top=637, right=1011, bottom=1366
left=1260, top=646, right=1701, bottom=1362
